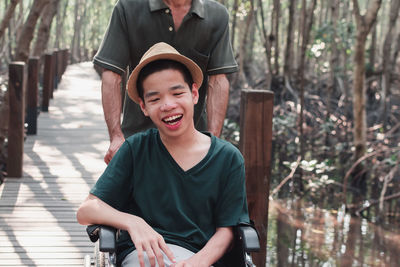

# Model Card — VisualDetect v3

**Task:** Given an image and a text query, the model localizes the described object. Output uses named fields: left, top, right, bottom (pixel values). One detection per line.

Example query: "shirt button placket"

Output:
left=165, top=9, right=174, bottom=32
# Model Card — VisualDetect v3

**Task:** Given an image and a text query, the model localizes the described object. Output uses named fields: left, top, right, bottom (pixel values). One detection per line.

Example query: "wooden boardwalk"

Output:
left=0, top=62, right=109, bottom=266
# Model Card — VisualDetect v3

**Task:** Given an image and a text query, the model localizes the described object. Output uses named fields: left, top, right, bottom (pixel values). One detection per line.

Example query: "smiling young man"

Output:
left=77, top=43, right=249, bottom=267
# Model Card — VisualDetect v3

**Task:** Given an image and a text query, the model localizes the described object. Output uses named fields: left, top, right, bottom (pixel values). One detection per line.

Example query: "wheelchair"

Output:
left=84, top=222, right=260, bottom=267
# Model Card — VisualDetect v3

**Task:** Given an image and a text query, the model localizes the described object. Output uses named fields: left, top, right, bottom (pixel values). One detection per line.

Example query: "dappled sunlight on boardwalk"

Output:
left=0, top=62, right=108, bottom=266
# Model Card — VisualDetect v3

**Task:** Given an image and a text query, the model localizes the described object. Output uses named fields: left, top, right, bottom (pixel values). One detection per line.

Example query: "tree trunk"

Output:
left=230, top=0, right=239, bottom=52
left=368, top=24, right=377, bottom=74
left=392, top=30, right=400, bottom=74
left=272, top=0, right=280, bottom=75
left=54, top=0, right=69, bottom=49
left=0, top=0, right=21, bottom=40
left=238, top=0, right=254, bottom=84
left=32, top=0, right=60, bottom=57
left=380, top=0, right=400, bottom=125
left=14, top=0, right=50, bottom=62
left=352, top=0, right=382, bottom=161
left=257, top=0, right=272, bottom=88
left=71, top=0, right=83, bottom=63
left=326, top=0, right=340, bottom=148
left=80, top=0, right=88, bottom=61
left=297, top=0, right=317, bottom=191
left=339, top=0, right=352, bottom=120
left=283, top=0, right=297, bottom=79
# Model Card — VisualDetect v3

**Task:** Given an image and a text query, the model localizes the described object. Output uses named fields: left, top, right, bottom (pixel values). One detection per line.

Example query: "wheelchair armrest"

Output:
left=237, top=223, right=260, bottom=252
left=86, top=225, right=117, bottom=253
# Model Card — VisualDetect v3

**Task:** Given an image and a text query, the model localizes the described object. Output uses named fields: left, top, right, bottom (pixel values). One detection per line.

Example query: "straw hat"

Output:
left=127, top=42, right=203, bottom=103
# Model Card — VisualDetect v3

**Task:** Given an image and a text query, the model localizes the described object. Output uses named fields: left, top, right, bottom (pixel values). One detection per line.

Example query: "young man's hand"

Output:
left=171, top=261, right=194, bottom=267
left=171, top=255, right=209, bottom=267
left=127, top=216, right=176, bottom=267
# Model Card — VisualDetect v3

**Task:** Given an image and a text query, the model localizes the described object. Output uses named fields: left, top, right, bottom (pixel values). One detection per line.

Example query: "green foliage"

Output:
left=282, top=159, right=336, bottom=193
left=383, top=153, right=398, bottom=167
left=273, top=113, right=296, bottom=135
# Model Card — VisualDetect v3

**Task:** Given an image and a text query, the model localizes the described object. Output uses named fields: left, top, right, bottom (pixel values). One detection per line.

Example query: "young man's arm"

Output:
left=173, top=227, right=233, bottom=267
left=101, top=70, right=126, bottom=164
left=206, top=74, right=230, bottom=137
left=77, top=194, right=176, bottom=267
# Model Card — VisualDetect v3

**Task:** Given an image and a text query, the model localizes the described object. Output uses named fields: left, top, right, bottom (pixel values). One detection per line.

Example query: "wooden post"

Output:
left=239, top=89, right=274, bottom=267
left=51, top=52, right=57, bottom=95
left=27, top=57, right=39, bottom=135
left=57, top=50, right=63, bottom=83
left=42, top=53, right=54, bottom=111
left=7, top=62, right=27, bottom=178
left=62, top=49, right=69, bottom=74
left=53, top=50, right=59, bottom=89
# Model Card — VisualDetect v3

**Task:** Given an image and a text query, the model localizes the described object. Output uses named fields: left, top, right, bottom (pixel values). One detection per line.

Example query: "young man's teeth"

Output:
left=164, top=115, right=182, bottom=124
left=165, top=115, right=179, bottom=121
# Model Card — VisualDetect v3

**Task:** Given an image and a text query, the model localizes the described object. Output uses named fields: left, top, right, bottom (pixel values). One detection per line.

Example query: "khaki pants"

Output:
left=122, top=244, right=195, bottom=267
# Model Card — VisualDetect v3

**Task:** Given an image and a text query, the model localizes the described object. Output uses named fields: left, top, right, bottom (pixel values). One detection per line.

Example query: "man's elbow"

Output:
left=208, top=74, right=230, bottom=99
left=102, top=70, right=122, bottom=87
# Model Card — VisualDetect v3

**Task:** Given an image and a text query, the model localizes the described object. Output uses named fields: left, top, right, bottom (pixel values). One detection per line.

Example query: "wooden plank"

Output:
left=0, top=252, right=90, bottom=259
left=0, top=259, right=85, bottom=265
left=0, top=231, right=89, bottom=237
left=0, top=206, right=83, bottom=212
left=0, top=247, right=92, bottom=253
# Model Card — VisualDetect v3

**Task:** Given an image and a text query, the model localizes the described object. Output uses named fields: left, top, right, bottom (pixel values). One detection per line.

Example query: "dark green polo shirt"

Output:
left=90, top=128, right=249, bottom=264
left=93, top=0, right=238, bottom=137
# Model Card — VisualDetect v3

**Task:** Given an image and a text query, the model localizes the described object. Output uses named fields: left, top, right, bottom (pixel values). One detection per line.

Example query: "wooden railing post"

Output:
left=50, top=52, right=56, bottom=98
left=62, top=49, right=69, bottom=74
left=42, top=53, right=54, bottom=111
left=8, top=62, right=27, bottom=178
left=239, top=89, right=274, bottom=267
left=27, top=57, right=39, bottom=135
left=57, top=50, right=64, bottom=82
left=53, top=50, right=59, bottom=89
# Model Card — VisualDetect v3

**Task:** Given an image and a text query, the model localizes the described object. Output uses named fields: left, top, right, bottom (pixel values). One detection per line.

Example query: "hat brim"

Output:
left=127, top=53, right=203, bottom=104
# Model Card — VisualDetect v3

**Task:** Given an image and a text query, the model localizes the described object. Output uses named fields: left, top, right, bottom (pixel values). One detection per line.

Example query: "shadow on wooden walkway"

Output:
left=0, top=62, right=109, bottom=266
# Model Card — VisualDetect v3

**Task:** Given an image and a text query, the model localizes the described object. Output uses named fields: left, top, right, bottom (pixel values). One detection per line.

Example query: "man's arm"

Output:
left=101, top=70, right=126, bottom=164
left=77, top=194, right=176, bottom=267
left=206, top=74, right=230, bottom=137
left=173, top=227, right=233, bottom=267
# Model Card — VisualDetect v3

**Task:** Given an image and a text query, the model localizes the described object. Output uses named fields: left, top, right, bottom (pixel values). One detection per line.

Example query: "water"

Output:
left=266, top=199, right=400, bottom=267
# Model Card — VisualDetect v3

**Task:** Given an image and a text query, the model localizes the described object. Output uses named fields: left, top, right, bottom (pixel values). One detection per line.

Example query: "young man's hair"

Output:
left=137, top=59, right=194, bottom=101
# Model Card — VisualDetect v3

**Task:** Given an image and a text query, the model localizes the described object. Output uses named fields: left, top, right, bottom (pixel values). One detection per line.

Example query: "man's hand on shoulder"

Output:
left=104, top=135, right=125, bottom=164
left=101, top=69, right=124, bottom=164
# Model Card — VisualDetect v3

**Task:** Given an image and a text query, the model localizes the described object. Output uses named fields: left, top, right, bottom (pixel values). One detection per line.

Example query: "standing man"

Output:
left=93, top=0, right=238, bottom=163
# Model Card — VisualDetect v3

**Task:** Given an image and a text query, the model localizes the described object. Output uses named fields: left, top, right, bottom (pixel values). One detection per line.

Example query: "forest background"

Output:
left=0, top=0, right=399, bottom=265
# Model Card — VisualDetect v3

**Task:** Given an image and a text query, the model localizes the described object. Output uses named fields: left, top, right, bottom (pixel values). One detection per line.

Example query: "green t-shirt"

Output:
left=93, top=0, right=238, bottom=137
left=90, top=128, right=249, bottom=264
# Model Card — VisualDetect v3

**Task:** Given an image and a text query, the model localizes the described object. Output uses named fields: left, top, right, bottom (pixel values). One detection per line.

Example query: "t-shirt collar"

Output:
left=149, top=0, right=205, bottom=19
